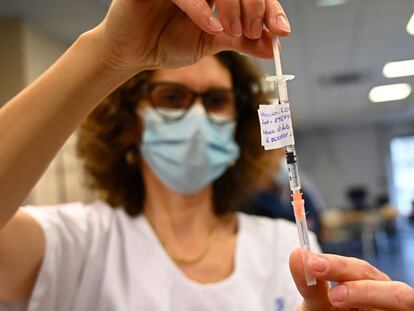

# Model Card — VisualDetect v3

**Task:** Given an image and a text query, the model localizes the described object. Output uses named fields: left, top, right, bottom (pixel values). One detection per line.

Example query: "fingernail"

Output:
left=230, top=17, right=242, bottom=37
left=329, top=284, right=348, bottom=303
left=310, top=255, right=328, bottom=272
left=209, top=17, right=224, bottom=32
left=250, top=18, right=263, bottom=39
left=276, top=15, right=291, bottom=33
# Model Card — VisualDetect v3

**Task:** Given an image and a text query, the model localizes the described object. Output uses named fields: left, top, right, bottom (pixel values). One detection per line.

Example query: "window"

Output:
left=391, top=136, right=414, bottom=216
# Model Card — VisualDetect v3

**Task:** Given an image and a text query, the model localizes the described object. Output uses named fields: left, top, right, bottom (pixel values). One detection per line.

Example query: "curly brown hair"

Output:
left=77, top=52, right=275, bottom=217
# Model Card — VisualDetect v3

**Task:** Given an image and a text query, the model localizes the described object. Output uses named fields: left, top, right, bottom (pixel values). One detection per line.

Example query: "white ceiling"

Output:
left=1, top=0, right=413, bottom=130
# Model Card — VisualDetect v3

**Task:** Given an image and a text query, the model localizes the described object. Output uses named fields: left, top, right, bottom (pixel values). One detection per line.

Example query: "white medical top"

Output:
left=1, top=201, right=318, bottom=311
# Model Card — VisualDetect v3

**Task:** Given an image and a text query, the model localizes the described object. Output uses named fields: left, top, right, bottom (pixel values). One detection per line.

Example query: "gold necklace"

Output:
left=147, top=216, right=219, bottom=265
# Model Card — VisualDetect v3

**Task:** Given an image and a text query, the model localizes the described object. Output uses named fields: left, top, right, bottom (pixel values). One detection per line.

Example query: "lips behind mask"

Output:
left=140, top=105, right=240, bottom=194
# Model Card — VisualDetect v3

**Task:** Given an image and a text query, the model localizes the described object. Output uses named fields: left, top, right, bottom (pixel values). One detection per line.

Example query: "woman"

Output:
left=0, top=0, right=413, bottom=310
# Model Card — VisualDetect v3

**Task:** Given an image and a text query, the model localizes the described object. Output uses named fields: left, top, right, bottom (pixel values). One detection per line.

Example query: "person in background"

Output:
left=0, top=0, right=413, bottom=310
left=239, top=148, right=322, bottom=237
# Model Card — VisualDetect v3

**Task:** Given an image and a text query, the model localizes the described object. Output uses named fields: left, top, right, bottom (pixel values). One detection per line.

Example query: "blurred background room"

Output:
left=1, top=0, right=413, bottom=286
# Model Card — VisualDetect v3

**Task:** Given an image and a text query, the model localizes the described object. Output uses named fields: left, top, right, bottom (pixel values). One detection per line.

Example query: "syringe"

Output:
left=267, top=37, right=317, bottom=287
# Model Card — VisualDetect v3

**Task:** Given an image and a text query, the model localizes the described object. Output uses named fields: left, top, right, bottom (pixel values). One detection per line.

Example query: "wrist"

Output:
left=75, top=27, right=146, bottom=82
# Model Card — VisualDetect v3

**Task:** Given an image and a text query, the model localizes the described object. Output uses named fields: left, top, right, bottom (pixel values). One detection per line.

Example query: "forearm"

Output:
left=0, top=30, right=138, bottom=229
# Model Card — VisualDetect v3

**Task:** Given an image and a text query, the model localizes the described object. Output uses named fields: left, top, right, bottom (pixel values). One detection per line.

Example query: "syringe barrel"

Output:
left=285, top=145, right=302, bottom=192
left=287, top=162, right=301, bottom=192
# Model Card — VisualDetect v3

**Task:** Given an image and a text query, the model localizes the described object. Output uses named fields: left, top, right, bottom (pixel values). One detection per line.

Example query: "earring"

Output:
left=125, top=149, right=138, bottom=166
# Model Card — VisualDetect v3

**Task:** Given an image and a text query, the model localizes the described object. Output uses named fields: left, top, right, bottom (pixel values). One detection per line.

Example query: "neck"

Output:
left=142, top=161, right=218, bottom=242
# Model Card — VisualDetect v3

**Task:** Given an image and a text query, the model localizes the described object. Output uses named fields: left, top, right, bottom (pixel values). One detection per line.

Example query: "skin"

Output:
left=0, top=0, right=412, bottom=308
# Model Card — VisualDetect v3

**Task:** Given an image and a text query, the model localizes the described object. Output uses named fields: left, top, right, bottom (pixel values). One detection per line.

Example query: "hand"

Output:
left=90, top=0, right=290, bottom=72
left=289, top=249, right=414, bottom=311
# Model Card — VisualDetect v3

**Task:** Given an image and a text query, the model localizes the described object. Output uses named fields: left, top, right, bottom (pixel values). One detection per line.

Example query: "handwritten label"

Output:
left=257, top=103, right=295, bottom=150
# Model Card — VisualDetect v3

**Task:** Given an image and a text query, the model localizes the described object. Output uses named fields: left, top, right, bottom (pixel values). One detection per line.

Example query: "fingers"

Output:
left=289, top=249, right=332, bottom=311
left=238, top=0, right=290, bottom=37
left=291, top=249, right=414, bottom=311
left=211, top=30, right=273, bottom=58
left=264, top=0, right=291, bottom=35
left=173, top=0, right=224, bottom=34
left=215, top=0, right=242, bottom=37
left=308, top=253, right=391, bottom=282
left=240, top=0, right=265, bottom=39
left=173, top=0, right=291, bottom=38
left=329, top=280, right=414, bottom=311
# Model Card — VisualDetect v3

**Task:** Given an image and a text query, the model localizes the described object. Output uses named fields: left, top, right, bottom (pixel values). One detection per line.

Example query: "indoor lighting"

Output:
left=383, top=60, right=414, bottom=78
left=316, top=0, right=347, bottom=7
left=369, top=83, right=412, bottom=103
left=407, top=12, right=414, bottom=35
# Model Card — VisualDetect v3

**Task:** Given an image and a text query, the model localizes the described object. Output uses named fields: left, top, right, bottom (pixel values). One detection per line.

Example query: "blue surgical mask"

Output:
left=139, top=105, right=240, bottom=194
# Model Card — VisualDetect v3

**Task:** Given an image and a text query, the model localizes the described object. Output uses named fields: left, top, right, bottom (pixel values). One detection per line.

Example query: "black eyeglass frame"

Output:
left=141, top=82, right=238, bottom=125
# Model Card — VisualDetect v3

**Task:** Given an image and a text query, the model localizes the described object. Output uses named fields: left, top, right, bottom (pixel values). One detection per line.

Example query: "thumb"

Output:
left=289, top=248, right=332, bottom=311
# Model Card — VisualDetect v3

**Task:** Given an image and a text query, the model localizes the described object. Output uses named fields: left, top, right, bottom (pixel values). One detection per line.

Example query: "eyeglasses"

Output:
left=142, top=82, right=237, bottom=124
